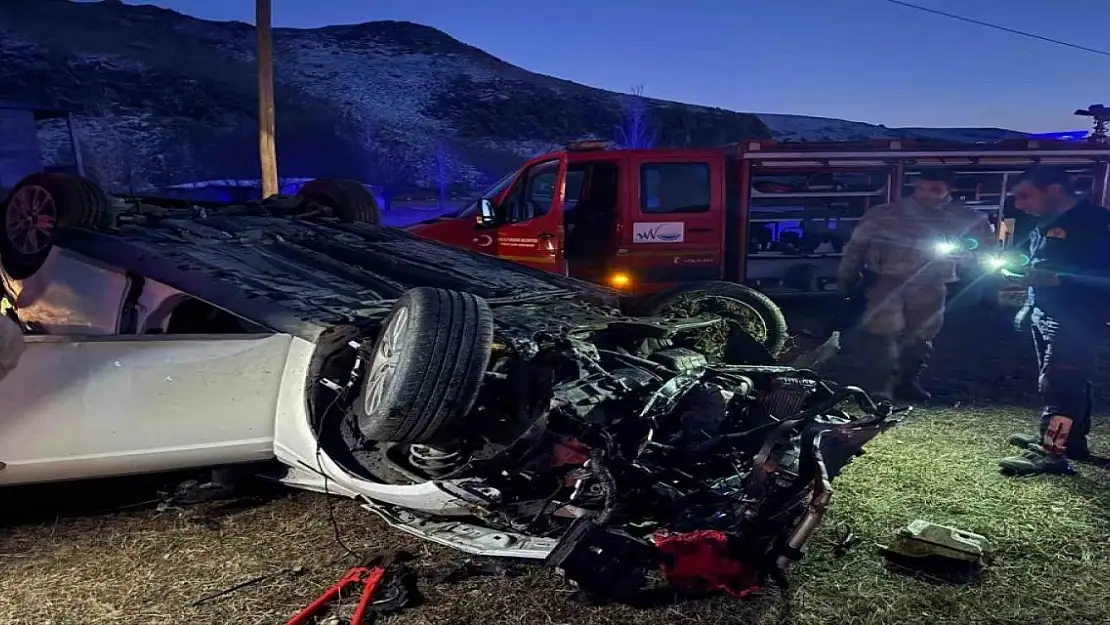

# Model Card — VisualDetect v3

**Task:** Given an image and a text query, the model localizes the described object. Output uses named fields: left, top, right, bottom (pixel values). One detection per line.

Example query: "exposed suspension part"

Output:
left=408, top=444, right=463, bottom=475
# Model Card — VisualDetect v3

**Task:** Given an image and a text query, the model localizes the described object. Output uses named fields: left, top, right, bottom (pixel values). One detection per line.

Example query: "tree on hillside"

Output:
left=615, top=85, right=656, bottom=149
left=324, top=111, right=411, bottom=212
left=433, top=142, right=450, bottom=212
left=76, top=105, right=141, bottom=194
left=352, top=128, right=420, bottom=212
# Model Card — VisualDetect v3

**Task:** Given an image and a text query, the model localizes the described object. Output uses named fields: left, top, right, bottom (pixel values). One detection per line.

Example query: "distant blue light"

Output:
left=1029, top=130, right=1089, bottom=141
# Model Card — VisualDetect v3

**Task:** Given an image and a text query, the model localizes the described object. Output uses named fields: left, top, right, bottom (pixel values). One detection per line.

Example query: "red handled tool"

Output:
left=284, top=564, right=386, bottom=625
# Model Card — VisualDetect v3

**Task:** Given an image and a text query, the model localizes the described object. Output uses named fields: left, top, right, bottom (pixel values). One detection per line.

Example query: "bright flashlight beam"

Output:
left=934, top=241, right=957, bottom=255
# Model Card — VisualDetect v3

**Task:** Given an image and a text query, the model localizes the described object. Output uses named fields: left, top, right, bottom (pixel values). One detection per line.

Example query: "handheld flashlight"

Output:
left=934, top=240, right=958, bottom=255
left=984, top=255, right=1008, bottom=270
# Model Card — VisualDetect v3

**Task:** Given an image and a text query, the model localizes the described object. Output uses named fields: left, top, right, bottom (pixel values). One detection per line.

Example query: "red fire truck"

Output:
left=409, top=138, right=1110, bottom=299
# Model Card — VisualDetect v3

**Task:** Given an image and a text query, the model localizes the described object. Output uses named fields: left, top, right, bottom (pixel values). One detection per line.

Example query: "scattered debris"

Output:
left=435, top=556, right=530, bottom=584
left=654, top=529, right=762, bottom=598
left=831, top=524, right=860, bottom=556
left=190, top=566, right=307, bottom=607
left=878, top=520, right=993, bottom=584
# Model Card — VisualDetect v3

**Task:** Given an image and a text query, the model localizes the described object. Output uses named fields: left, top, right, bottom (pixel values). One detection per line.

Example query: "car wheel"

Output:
left=647, top=281, right=789, bottom=357
left=0, top=173, right=109, bottom=279
left=355, top=287, right=494, bottom=444
left=296, top=178, right=381, bottom=224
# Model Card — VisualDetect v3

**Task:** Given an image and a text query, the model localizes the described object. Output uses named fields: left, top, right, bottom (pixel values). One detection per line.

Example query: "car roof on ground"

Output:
left=56, top=207, right=612, bottom=341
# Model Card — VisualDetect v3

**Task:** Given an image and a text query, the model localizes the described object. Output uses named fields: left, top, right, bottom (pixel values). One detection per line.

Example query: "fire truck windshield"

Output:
left=450, top=170, right=517, bottom=218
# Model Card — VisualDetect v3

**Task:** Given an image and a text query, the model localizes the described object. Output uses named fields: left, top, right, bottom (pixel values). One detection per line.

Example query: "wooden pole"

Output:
left=256, top=0, right=278, bottom=198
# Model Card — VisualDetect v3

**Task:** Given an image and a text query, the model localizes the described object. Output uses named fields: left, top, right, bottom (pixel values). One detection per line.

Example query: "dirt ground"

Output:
left=4, top=303, right=1110, bottom=625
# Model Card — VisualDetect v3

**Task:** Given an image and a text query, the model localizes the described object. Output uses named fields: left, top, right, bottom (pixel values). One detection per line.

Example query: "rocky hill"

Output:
left=757, top=113, right=1027, bottom=144
left=0, top=0, right=1025, bottom=195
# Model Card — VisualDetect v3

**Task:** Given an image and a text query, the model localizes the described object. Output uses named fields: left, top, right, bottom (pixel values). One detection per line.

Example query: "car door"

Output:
left=479, top=155, right=569, bottom=273
left=0, top=331, right=289, bottom=486
left=623, top=153, right=725, bottom=289
left=0, top=248, right=284, bottom=486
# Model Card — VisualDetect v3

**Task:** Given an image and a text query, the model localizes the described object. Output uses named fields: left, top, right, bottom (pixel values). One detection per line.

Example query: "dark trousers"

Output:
left=1031, top=307, right=1096, bottom=455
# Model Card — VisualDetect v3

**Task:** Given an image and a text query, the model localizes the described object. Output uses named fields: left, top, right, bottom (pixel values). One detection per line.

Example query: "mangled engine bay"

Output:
left=322, top=299, right=901, bottom=601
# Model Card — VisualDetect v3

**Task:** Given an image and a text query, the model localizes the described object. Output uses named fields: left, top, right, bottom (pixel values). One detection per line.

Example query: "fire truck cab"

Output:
left=408, top=138, right=1110, bottom=297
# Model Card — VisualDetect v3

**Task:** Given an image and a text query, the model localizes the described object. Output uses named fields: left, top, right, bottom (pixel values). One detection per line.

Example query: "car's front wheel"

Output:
left=354, top=287, right=494, bottom=444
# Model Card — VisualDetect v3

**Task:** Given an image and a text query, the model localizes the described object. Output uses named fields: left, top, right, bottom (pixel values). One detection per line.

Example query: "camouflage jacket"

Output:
left=838, top=197, right=994, bottom=285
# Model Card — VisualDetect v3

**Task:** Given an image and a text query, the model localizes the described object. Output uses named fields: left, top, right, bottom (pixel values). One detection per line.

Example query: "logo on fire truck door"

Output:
left=633, top=222, right=685, bottom=243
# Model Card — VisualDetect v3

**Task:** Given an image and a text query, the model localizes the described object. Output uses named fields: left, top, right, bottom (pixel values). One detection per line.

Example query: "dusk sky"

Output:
left=125, top=0, right=1110, bottom=132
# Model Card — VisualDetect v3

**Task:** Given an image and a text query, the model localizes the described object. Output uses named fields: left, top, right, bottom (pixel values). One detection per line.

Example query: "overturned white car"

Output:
left=0, top=173, right=899, bottom=600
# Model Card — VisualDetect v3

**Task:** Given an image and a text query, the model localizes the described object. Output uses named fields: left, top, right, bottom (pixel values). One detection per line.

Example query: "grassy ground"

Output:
left=3, top=305, right=1110, bottom=625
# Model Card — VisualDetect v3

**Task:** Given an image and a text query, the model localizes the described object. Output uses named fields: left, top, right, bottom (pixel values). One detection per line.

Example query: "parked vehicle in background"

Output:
left=407, top=138, right=1110, bottom=305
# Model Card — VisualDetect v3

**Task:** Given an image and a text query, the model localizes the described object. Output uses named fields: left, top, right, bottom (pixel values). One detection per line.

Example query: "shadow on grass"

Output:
left=0, top=466, right=284, bottom=528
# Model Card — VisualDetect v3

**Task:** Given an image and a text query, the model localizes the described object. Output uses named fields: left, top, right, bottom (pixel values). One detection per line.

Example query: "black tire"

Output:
left=355, top=287, right=494, bottom=444
left=647, top=281, right=789, bottom=357
left=297, top=178, right=381, bottom=224
left=0, top=173, right=109, bottom=279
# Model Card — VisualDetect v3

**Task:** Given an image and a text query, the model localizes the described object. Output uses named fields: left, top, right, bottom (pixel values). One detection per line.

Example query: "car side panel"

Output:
left=0, top=333, right=293, bottom=486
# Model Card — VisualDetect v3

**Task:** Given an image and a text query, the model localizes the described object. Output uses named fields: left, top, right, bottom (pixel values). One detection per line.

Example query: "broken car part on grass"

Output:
left=0, top=173, right=902, bottom=602
left=879, top=520, right=993, bottom=584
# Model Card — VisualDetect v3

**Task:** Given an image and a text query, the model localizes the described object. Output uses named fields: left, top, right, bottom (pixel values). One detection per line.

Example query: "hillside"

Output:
left=0, top=0, right=1024, bottom=195
left=756, top=113, right=1027, bottom=144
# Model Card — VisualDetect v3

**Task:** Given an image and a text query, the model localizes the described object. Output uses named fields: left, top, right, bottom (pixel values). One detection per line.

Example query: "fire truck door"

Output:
left=624, top=155, right=724, bottom=289
left=476, top=157, right=567, bottom=273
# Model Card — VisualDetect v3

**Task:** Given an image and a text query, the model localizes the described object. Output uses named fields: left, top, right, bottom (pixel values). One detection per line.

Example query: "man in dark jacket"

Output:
left=999, top=166, right=1110, bottom=475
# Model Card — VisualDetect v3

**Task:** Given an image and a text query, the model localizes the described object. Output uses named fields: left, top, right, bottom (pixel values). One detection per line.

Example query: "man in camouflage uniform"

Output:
left=837, top=169, right=993, bottom=402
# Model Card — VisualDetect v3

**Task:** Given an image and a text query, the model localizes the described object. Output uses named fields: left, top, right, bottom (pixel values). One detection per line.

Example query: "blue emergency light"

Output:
left=1028, top=130, right=1090, bottom=141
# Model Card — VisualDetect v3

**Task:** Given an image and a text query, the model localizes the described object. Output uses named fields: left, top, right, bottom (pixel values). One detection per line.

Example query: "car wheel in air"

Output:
left=0, top=173, right=109, bottom=279
left=296, top=178, right=381, bottom=224
left=355, top=287, right=494, bottom=444
left=647, top=280, right=789, bottom=358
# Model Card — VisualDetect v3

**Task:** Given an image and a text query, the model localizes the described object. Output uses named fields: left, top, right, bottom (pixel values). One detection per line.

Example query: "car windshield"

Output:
left=450, top=170, right=517, bottom=218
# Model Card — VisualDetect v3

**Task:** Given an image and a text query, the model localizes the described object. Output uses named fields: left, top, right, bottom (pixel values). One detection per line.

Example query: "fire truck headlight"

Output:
left=608, top=271, right=633, bottom=290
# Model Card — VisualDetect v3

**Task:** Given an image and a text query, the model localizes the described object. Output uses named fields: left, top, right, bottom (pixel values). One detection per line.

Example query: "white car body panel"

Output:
left=271, top=335, right=475, bottom=515
left=362, top=501, right=559, bottom=559
left=0, top=333, right=289, bottom=485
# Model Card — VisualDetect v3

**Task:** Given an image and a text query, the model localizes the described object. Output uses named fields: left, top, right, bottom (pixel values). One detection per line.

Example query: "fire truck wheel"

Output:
left=355, top=287, right=494, bottom=444
left=647, top=281, right=789, bottom=357
left=296, top=178, right=381, bottom=224
left=0, top=173, right=109, bottom=280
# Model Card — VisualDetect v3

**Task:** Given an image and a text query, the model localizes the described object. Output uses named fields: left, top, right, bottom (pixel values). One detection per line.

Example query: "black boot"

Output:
left=856, top=332, right=898, bottom=401
left=894, top=339, right=933, bottom=403
left=1009, top=432, right=1090, bottom=461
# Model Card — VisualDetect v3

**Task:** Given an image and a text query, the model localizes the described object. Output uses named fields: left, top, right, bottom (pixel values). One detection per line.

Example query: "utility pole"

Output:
left=256, top=0, right=278, bottom=197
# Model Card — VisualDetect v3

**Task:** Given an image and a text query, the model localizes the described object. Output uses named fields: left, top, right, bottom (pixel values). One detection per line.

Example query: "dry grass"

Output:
left=4, top=304, right=1110, bottom=625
